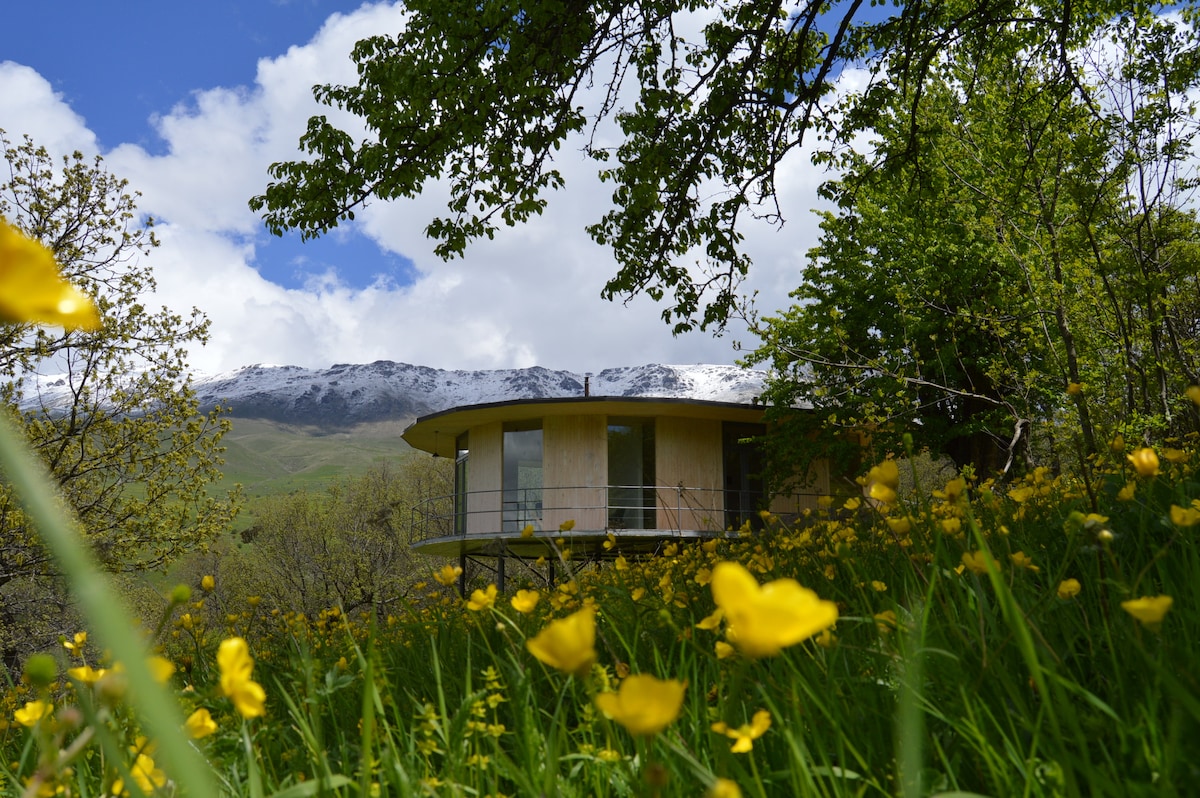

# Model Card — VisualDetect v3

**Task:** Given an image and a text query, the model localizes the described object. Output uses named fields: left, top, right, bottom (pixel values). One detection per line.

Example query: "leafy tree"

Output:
left=749, top=15, right=1200, bottom=479
left=250, top=2, right=1199, bottom=476
left=250, top=0, right=1193, bottom=334
left=0, top=133, right=239, bottom=667
left=217, top=459, right=452, bottom=619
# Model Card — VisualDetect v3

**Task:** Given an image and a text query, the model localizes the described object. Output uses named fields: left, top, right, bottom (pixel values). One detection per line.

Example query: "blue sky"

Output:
left=0, top=2, right=826, bottom=375
left=7, top=2, right=350, bottom=152
left=5, top=1, right=417, bottom=293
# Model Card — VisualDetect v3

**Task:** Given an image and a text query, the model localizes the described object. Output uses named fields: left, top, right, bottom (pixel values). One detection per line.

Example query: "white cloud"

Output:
left=0, top=3, right=826, bottom=376
left=0, top=62, right=97, bottom=155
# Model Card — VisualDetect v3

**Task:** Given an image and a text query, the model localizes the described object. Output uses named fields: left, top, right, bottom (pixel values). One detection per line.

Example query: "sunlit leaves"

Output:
left=0, top=133, right=239, bottom=660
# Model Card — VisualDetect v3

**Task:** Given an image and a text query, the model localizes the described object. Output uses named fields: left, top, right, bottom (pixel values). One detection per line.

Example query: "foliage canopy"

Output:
left=251, top=0, right=1191, bottom=334
left=204, top=459, right=451, bottom=620
left=0, top=133, right=239, bottom=665
left=749, top=12, right=1200, bottom=477
left=252, top=1, right=1200, bottom=475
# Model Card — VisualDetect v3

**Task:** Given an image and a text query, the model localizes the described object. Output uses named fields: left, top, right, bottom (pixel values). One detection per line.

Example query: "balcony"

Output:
left=408, top=484, right=766, bottom=558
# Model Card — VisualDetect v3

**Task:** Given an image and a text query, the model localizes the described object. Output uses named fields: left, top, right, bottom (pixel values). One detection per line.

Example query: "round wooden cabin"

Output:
left=402, top=396, right=829, bottom=572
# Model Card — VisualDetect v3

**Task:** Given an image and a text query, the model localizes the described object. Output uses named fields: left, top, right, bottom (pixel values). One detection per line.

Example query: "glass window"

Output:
left=454, top=432, right=469, bottom=535
left=723, top=422, right=766, bottom=531
left=608, top=418, right=655, bottom=529
left=503, top=422, right=542, bottom=533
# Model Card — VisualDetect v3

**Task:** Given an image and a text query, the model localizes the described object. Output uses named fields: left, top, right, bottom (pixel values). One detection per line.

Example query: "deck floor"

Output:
left=411, top=528, right=728, bottom=558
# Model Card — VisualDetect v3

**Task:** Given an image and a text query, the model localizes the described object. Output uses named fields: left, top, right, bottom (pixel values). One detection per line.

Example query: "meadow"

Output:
left=3, top=425, right=1199, bottom=798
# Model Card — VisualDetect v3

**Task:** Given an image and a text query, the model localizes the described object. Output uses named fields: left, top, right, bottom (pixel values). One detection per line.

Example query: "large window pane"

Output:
left=503, top=424, right=542, bottom=533
left=608, top=418, right=655, bottom=529
left=723, top=422, right=766, bottom=531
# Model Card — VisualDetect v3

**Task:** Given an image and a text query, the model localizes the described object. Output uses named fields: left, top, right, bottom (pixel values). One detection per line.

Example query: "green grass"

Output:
left=215, top=418, right=418, bottom=497
left=209, top=417, right=421, bottom=532
left=6, top=435, right=1200, bottom=797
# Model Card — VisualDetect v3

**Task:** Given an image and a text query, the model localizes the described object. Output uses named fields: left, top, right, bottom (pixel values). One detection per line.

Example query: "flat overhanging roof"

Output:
left=402, top=395, right=768, bottom=457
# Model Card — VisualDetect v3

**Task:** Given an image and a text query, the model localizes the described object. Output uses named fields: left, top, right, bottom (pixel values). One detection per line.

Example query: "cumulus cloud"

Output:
left=0, top=3, right=826, bottom=376
left=0, top=62, right=97, bottom=155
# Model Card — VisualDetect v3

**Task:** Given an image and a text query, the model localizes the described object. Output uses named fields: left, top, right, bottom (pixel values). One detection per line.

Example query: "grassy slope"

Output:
left=211, top=417, right=421, bottom=527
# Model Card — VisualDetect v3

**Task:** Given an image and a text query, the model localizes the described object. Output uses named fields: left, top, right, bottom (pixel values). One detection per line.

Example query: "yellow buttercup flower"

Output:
left=874, top=609, right=898, bottom=633
left=707, top=778, right=744, bottom=798
left=1010, top=551, right=1040, bottom=572
left=709, top=561, right=837, bottom=658
left=14, top=700, right=53, bottom=727
left=1121, top=595, right=1173, bottom=627
left=869, top=482, right=897, bottom=504
left=433, top=564, right=463, bottom=586
left=1127, top=448, right=1160, bottom=477
left=942, top=477, right=967, bottom=501
left=960, top=550, right=995, bottom=575
left=217, top=637, right=267, bottom=718
left=467, top=584, right=498, bottom=611
left=867, top=459, right=900, bottom=505
left=1169, top=504, right=1200, bottom=527
left=559, top=519, right=576, bottom=532
left=147, top=655, right=177, bottom=683
left=201, top=574, right=215, bottom=592
left=185, top=707, right=218, bottom=739
left=0, top=219, right=101, bottom=329
left=594, top=673, right=686, bottom=736
left=711, top=709, right=771, bottom=753
left=113, top=752, right=166, bottom=796
left=1163, top=447, right=1188, bottom=464
left=63, top=631, right=87, bottom=654
left=67, top=665, right=107, bottom=684
left=1007, top=486, right=1036, bottom=503
left=1056, top=579, right=1081, bottom=600
left=526, top=607, right=596, bottom=676
left=520, top=523, right=535, bottom=538
left=510, top=589, right=540, bottom=614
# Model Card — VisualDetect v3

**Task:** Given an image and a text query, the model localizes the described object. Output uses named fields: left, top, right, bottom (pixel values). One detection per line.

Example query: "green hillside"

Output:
left=213, top=416, right=420, bottom=500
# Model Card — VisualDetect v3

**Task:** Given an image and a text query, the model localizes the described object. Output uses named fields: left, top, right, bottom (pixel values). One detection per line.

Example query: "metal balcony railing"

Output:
left=408, top=484, right=762, bottom=545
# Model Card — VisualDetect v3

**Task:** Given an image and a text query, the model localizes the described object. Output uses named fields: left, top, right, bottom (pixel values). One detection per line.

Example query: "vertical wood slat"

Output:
left=656, top=417, right=723, bottom=531
left=543, top=415, right=607, bottom=531
left=467, top=421, right=502, bottom=535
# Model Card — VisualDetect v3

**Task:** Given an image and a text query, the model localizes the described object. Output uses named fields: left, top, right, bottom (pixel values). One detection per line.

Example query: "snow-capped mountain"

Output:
left=180, top=362, right=769, bottom=425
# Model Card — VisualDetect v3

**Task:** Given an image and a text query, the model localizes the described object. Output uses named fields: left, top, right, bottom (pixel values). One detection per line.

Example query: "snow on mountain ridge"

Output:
left=24, top=362, right=768, bottom=426
left=191, top=361, right=766, bottom=424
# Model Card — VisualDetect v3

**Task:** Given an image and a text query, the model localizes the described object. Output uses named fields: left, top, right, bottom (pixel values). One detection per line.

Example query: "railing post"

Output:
left=676, top=484, right=683, bottom=535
